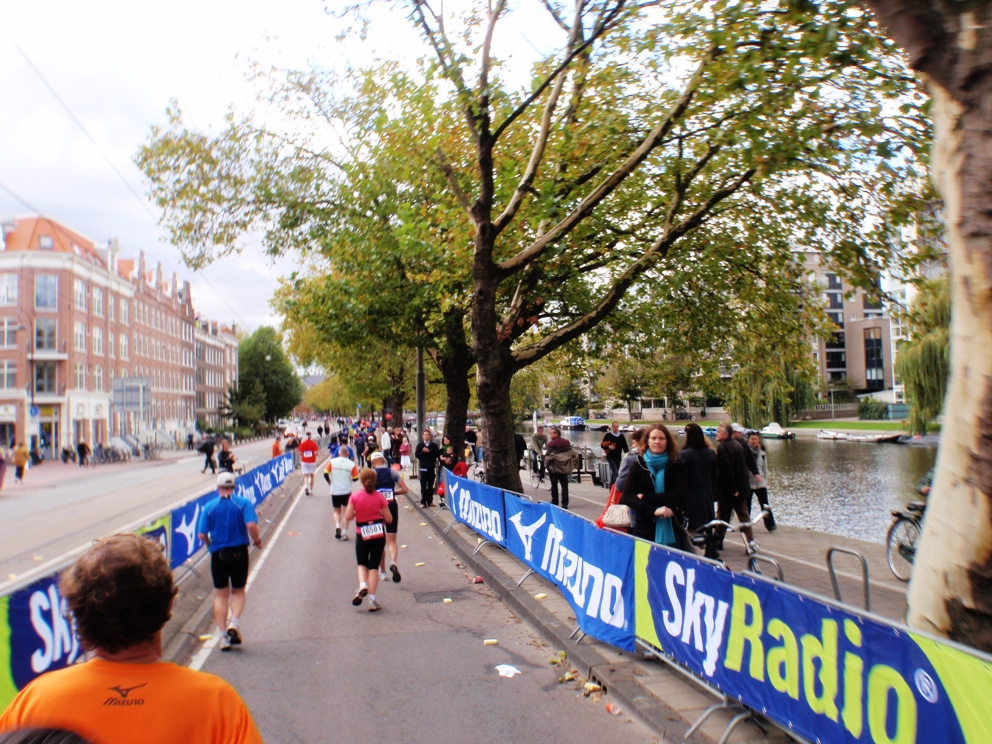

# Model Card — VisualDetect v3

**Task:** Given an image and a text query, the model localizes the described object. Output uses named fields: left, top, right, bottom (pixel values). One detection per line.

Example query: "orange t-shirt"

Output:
left=0, top=658, right=263, bottom=744
left=271, top=439, right=282, bottom=458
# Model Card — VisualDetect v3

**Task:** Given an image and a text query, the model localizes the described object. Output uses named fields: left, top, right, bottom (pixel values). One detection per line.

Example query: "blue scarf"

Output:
left=643, top=451, right=669, bottom=494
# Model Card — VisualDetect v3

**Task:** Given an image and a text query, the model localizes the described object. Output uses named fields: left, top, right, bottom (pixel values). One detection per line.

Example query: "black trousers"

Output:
left=203, top=453, right=216, bottom=473
left=420, top=467, right=436, bottom=505
left=752, top=487, right=776, bottom=529
left=607, top=459, right=620, bottom=486
left=549, top=473, right=569, bottom=508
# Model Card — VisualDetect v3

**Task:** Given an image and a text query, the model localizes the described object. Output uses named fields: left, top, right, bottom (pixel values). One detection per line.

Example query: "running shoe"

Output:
left=341, top=533, right=349, bottom=541
left=335, top=526, right=341, bottom=540
left=390, top=564, right=401, bottom=583
left=219, top=634, right=232, bottom=651
left=368, top=599, right=381, bottom=612
left=746, top=540, right=760, bottom=555
left=352, top=586, right=369, bottom=606
left=227, top=622, right=242, bottom=645
left=305, top=487, right=311, bottom=496
left=378, top=570, right=389, bottom=581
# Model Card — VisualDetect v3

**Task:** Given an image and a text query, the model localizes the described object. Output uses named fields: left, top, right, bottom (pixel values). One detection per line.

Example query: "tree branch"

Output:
left=435, top=147, right=472, bottom=214
left=542, top=0, right=570, bottom=31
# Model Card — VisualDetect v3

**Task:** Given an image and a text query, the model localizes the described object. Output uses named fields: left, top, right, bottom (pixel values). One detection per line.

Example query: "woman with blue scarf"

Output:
left=620, top=424, right=688, bottom=547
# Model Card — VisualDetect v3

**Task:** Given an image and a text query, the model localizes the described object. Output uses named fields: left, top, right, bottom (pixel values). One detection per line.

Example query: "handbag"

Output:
left=596, top=484, right=630, bottom=530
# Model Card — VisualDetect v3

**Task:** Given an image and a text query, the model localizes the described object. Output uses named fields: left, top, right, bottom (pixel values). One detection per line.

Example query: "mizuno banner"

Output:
left=503, top=493, right=635, bottom=652
left=634, top=541, right=992, bottom=744
left=443, top=471, right=506, bottom=547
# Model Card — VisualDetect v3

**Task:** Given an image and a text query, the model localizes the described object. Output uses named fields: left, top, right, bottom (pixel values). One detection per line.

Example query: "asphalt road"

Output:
left=0, top=439, right=276, bottom=581
left=199, top=486, right=659, bottom=744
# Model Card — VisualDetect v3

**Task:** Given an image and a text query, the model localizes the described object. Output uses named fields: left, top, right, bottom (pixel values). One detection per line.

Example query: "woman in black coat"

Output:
left=679, top=423, right=717, bottom=531
left=620, top=424, right=688, bottom=544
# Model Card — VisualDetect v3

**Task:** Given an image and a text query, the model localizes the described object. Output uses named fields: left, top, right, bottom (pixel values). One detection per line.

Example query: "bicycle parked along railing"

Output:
left=887, top=500, right=925, bottom=581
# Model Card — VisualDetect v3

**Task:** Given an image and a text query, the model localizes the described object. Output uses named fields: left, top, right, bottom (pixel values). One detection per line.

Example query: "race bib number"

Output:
left=377, top=488, right=395, bottom=502
left=360, top=522, right=385, bottom=540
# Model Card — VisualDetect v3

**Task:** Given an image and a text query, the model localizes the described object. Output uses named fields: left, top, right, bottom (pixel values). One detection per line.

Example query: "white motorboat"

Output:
left=816, top=430, right=849, bottom=441
left=759, top=422, right=796, bottom=439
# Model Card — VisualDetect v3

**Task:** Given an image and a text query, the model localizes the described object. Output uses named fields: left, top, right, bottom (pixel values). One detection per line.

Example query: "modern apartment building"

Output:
left=0, top=215, right=238, bottom=454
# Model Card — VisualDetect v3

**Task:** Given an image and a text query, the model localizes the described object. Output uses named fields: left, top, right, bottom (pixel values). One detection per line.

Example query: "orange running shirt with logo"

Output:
left=298, top=437, right=319, bottom=464
left=0, top=658, right=263, bottom=744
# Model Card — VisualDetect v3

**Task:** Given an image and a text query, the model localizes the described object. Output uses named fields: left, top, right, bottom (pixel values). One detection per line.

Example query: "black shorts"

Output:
left=355, top=534, right=386, bottom=569
left=386, top=499, right=399, bottom=534
left=210, top=546, right=249, bottom=589
left=332, top=494, right=350, bottom=509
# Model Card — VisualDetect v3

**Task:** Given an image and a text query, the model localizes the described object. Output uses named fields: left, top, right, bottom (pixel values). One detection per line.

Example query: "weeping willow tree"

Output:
left=895, top=276, right=950, bottom=435
left=725, top=361, right=818, bottom=429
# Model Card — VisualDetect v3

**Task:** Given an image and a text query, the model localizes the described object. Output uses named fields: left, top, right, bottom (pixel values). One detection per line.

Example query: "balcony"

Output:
left=28, top=349, right=69, bottom=361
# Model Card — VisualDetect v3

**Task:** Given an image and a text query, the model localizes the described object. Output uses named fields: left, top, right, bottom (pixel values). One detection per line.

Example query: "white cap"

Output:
left=216, top=472, right=236, bottom=488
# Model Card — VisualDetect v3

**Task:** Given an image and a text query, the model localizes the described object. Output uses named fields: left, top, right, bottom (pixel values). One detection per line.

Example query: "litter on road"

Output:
left=443, top=598, right=453, bottom=604
left=495, top=664, right=521, bottom=678
left=400, top=544, right=408, bottom=548
left=534, top=593, right=547, bottom=600
left=470, top=576, right=484, bottom=584
left=605, top=704, right=621, bottom=716
left=415, top=562, right=426, bottom=566
left=483, top=639, right=498, bottom=646
left=420, top=522, right=427, bottom=526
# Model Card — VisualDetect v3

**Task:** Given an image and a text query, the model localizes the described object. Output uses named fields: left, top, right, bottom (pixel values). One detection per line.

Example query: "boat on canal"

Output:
left=848, top=433, right=904, bottom=444
left=558, top=416, right=587, bottom=430
left=759, top=422, right=796, bottom=439
left=816, top=430, right=849, bottom=440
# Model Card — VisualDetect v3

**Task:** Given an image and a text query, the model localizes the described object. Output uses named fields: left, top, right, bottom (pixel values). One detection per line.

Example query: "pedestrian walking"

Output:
left=681, top=423, right=719, bottom=557
left=544, top=427, right=574, bottom=509
left=731, top=423, right=762, bottom=512
left=600, top=421, right=629, bottom=486
left=615, top=428, right=645, bottom=492
left=344, top=468, right=393, bottom=611
left=187, top=432, right=195, bottom=451
left=298, top=432, right=319, bottom=496
left=715, top=423, right=756, bottom=551
left=747, top=432, right=776, bottom=531
left=76, top=441, right=90, bottom=468
left=197, top=472, right=263, bottom=651
left=0, top=533, right=263, bottom=742
left=369, top=451, right=407, bottom=583
left=414, top=430, right=440, bottom=506
left=328, top=448, right=360, bottom=540
left=619, top=424, right=689, bottom=547
left=13, top=442, right=29, bottom=483
left=198, top=436, right=216, bottom=474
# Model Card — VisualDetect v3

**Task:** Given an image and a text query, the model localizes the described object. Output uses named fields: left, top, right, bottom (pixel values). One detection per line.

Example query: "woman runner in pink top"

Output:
left=344, top=468, right=393, bottom=611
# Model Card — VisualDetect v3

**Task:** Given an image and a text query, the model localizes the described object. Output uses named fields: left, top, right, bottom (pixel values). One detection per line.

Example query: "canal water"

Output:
left=525, top=427, right=936, bottom=544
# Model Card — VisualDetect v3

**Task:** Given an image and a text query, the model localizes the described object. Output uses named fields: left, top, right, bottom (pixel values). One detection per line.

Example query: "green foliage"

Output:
left=510, top=365, right=544, bottom=422
left=857, top=397, right=890, bottom=420
left=239, top=327, right=304, bottom=421
left=305, top=376, right=356, bottom=415
left=895, top=277, right=950, bottom=435
left=549, top=380, right=589, bottom=416
left=222, top=378, right=267, bottom=429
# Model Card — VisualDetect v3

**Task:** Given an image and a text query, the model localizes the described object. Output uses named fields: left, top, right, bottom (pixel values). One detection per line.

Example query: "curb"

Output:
left=161, top=468, right=309, bottom=665
left=414, top=498, right=709, bottom=743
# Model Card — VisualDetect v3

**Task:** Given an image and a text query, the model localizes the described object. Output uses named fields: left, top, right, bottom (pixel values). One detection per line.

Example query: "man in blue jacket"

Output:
left=198, top=472, right=263, bottom=651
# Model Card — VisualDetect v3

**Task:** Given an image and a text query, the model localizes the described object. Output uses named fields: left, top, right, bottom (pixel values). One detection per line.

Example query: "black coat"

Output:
left=679, top=446, right=717, bottom=530
left=620, top=455, right=688, bottom=541
left=414, top=441, right=440, bottom=467
left=514, top=433, right=526, bottom=463
left=716, top=438, right=751, bottom=502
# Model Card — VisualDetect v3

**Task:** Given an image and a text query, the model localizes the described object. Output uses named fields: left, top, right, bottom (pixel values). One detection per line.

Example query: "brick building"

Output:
left=195, top=319, right=239, bottom=428
left=0, top=215, right=237, bottom=454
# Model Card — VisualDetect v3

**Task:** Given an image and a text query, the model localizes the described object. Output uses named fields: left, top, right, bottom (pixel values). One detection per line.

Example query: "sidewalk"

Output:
left=416, top=498, right=790, bottom=744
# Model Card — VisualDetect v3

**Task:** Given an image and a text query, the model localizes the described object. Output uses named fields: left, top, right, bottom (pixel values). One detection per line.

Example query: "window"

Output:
left=74, top=280, right=87, bottom=311
left=826, top=311, right=844, bottom=328
left=108, top=331, right=115, bottom=358
left=826, top=332, right=845, bottom=350
left=35, top=362, right=56, bottom=393
left=825, top=351, right=847, bottom=369
left=108, top=295, right=115, bottom=322
left=35, top=275, right=58, bottom=310
left=92, top=287, right=104, bottom=316
left=120, top=300, right=129, bottom=325
left=0, top=361, right=14, bottom=389
left=38, top=235, right=53, bottom=250
left=825, top=273, right=842, bottom=290
left=74, top=322, right=87, bottom=352
left=826, top=292, right=843, bottom=310
left=0, top=319, right=15, bottom=348
left=119, top=334, right=129, bottom=360
left=0, top=275, right=16, bottom=306
left=828, top=371, right=846, bottom=383
left=93, top=326, right=104, bottom=355
left=35, top=318, right=57, bottom=350
left=864, top=327, right=884, bottom=391
left=93, top=365, right=103, bottom=392
left=74, top=363, right=86, bottom=390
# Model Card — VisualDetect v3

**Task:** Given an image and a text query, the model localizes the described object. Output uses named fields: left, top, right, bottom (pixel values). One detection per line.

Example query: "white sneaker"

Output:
left=219, top=634, right=232, bottom=651
left=746, top=540, right=760, bottom=555
left=378, top=570, right=389, bottom=581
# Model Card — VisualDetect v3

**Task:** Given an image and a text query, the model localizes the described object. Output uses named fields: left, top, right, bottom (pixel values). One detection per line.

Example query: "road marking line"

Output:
left=759, top=548, right=906, bottom=594
left=189, top=485, right=305, bottom=672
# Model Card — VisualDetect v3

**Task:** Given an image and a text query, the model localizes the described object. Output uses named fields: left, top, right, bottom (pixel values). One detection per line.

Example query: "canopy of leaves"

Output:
left=894, top=275, right=950, bottom=434
left=239, top=327, right=304, bottom=421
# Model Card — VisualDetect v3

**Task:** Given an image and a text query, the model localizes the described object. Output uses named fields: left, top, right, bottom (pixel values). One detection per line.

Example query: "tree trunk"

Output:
left=437, top=353, right=471, bottom=462
left=905, top=82, right=992, bottom=651
left=476, top=351, right=521, bottom=490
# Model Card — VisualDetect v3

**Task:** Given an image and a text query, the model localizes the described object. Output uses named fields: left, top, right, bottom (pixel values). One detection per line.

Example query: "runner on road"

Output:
left=298, top=432, right=319, bottom=496
left=369, top=451, right=408, bottom=583
left=197, top=472, right=263, bottom=651
left=344, top=468, right=393, bottom=611
left=328, top=448, right=360, bottom=540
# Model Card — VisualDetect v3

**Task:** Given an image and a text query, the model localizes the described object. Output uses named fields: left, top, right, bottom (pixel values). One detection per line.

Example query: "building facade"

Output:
left=0, top=215, right=238, bottom=454
left=194, top=319, right=239, bottom=428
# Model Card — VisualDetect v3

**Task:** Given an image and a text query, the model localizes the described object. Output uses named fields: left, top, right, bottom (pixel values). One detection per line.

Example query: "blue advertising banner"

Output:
left=503, top=493, right=635, bottom=652
left=634, top=541, right=992, bottom=744
left=443, top=471, right=506, bottom=547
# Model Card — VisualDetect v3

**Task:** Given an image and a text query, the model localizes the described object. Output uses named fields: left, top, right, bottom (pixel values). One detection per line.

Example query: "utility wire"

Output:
left=0, top=178, right=42, bottom=214
left=0, top=25, right=250, bottom=328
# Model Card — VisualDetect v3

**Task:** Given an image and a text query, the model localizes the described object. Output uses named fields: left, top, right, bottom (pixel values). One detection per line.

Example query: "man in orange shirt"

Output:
left=0, top=534, right=263, bottom=744
left=271, top=434, right=282, bottom=459
left=297, top=431, right=319, bottom=496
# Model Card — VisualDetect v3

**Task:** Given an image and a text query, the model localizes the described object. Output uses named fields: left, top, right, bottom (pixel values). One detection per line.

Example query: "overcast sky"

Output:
left=0, top=1, right=557, bottom=332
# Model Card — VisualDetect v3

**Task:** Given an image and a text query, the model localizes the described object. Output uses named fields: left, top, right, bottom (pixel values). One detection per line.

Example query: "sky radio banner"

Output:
left=634, top=541, right=992, bottom=744
left=503, top=494, right=635, bottom=652
left=443, top=470, right=506, bottom=547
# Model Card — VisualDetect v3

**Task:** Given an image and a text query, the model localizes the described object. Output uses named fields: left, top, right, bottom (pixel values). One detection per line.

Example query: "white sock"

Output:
left=359, top=581, right=367, bottom=590
left=369, top=594, right=376, bottom=602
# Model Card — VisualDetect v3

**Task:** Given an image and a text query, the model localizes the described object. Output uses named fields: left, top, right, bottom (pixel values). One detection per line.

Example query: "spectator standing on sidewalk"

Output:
left=298, top=432, right=319, bottom=496
left=198, top=435, right=216, bottom=475
left=13, top=442, right=29, bottom=483
left=76, top=441, right=90, bottom=469
left=0, top=533, right=263, bottom=742
left=715, top=424, right=756, bottom=551
left=187, top=432, right=195, bottom=451
left=218, top=439, right=236, bottom=473
left=465, top=427, right=478, bottom=461
left=414, top=430, right=440, bottom=507
left=379, top=428, right=392, bottom=465
left=271, top=434, right=282, bottom=460
left=600, top=421, right=629, bottom=486
left=400, top=435, right=412, bottom=476
left=284, top=431, right=301, bottom=469
left=544, top=427, right=574, bottom=509
left=614, top=428, right=645, bottom=492
left=747, top=432, right=776, bottom=531
left=680, top=423, right=718, bottom=555
left=731, top=423, right=762, bottom=512
left=198, top=472, right=263, bottom=651
left=619, top=425, right=688, bottom=546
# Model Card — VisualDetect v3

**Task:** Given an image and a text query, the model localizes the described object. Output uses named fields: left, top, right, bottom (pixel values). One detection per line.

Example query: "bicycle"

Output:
left=528, top=451, right=551, bottom=490
left=886, top=501, right=925, bottom=581
left=467, top=460, right=485, bottom=483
